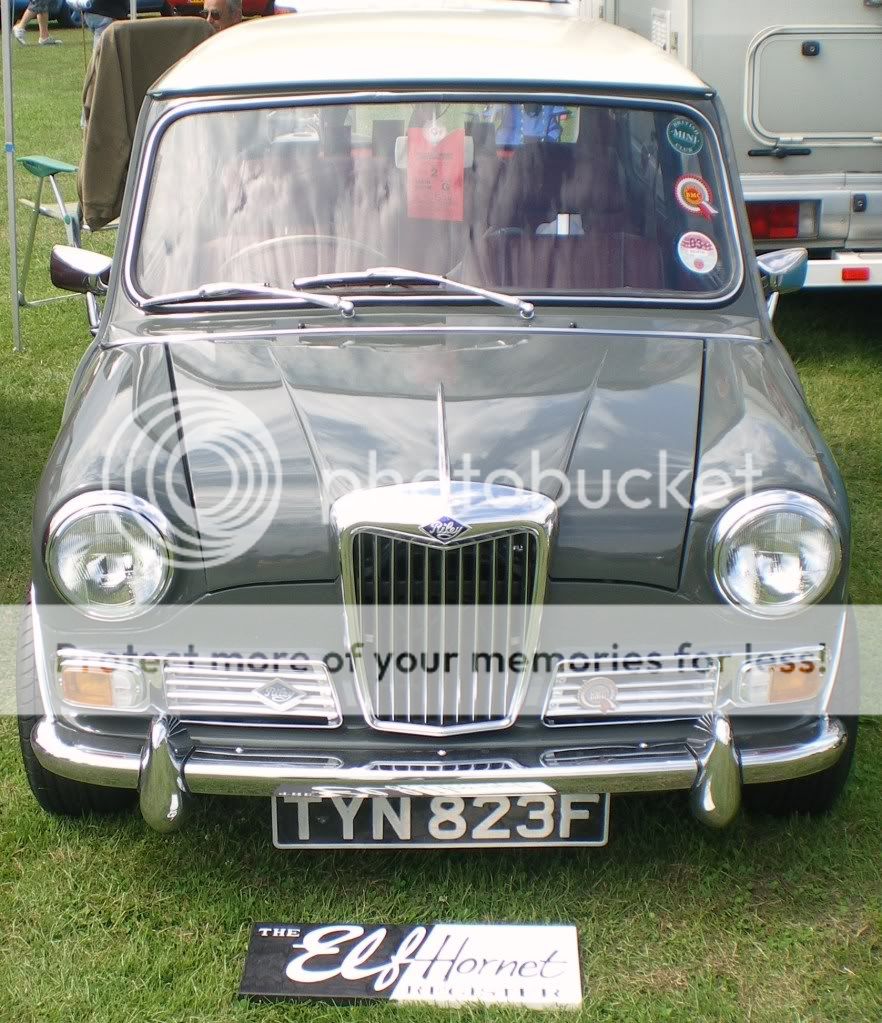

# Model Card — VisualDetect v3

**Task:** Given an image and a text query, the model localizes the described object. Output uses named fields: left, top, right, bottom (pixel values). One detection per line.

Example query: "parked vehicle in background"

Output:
left=598, top=0, right=882, bottom=288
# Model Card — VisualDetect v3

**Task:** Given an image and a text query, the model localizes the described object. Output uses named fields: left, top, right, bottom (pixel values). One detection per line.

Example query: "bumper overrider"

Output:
left=29, top=712, right=848, bottom=834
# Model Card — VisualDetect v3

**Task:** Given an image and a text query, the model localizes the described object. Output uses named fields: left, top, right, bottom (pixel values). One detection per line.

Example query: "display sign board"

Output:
left=239, top=922, right=582, bottom=1008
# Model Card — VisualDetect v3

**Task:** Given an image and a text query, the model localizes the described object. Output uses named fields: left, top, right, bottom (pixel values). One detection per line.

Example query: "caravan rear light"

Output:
left=747, top=201, right=818, bottom=241
left=842, top=267, right=870, bottom=282
left=747, top=201, right=799, bottom=239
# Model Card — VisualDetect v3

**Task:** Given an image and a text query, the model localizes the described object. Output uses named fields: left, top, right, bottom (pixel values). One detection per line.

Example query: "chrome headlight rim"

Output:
left=45, top=491, right=173, bottom=621
left=711, top=489, right=842, bottom=619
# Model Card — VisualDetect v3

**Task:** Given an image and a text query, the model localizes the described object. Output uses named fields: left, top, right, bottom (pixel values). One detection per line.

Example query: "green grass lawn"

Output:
left=1, top=34, right=881, bottom=1023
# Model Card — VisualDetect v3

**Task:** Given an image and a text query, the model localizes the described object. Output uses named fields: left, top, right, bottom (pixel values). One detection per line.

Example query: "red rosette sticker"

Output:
left=675, top=174, right=718, bottom=220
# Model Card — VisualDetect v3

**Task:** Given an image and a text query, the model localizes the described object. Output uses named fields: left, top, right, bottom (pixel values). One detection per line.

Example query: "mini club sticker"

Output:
left=674, top=174, right=718, bottom=220
left=677, top=232, right=718, bottom=274
left=666, top=117, right=704, bottom=156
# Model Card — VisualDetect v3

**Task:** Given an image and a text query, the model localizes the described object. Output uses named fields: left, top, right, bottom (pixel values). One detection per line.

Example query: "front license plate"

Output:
left=272, top=791, right=609, bottom=848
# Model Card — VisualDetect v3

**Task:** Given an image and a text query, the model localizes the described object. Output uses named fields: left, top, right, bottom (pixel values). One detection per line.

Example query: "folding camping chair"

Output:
left=16, top=155, right=84, bottom=308
left=15, top=16, right=213, bottom=311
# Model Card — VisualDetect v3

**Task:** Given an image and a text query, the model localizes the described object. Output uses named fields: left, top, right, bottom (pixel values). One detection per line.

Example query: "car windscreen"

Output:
left=135, top=98, right=741, bottom=301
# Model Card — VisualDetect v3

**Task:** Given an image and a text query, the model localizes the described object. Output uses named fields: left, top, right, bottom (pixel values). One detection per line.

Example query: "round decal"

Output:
left=675, top=174, right=718, bottom=220
left=578, top=677, right=618, bottom=714
left=677, top=232, right=718, bottom=274
left=666, top=117, right=704, bottom=156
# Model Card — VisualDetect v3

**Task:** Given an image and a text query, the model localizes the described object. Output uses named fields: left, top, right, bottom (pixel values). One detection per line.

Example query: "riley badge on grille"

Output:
left=421, top=515, right=468, bottom=543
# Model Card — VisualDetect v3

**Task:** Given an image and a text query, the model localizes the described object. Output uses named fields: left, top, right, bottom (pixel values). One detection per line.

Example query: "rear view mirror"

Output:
left=757, top=247, right=808, bottom=296
left=50, top=245, right=112, bottom=295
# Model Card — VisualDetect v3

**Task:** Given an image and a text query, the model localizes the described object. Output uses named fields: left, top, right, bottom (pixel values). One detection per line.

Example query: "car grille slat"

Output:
left=163, top=658, right=342, bottom=727
left=348, top=528, right=540, bottom=733
left=543, top=659, right=720, bottom=725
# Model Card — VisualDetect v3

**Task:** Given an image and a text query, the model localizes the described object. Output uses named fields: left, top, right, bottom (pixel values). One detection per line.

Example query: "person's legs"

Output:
left=12, top=6, right=35, bottom=40
left=84, top=12, right=113, bottom=52
left=28, top=0, right=60, bottom=44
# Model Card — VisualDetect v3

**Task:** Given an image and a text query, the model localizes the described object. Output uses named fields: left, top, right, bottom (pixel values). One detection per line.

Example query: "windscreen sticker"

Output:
left=677, top=231, right=718, bottom=274
left=675, top=174, right=718, bottom=220
left=666, top=117, right=704, bottom=156
left=406, top=127, right=465, bottom=222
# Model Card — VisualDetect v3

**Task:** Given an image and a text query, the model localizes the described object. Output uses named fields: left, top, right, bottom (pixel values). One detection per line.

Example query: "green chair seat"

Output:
left=17, top=155, right=78, bottom=179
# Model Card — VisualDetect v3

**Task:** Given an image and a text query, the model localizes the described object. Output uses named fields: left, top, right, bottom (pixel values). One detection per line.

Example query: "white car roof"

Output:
left=279, top=0, right=575, bottom=11
left=154, top=8, right=709, bottom=97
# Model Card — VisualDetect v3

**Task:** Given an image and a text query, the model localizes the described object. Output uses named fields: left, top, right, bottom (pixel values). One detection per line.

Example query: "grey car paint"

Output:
left=32, top=311, right=848, bottom=607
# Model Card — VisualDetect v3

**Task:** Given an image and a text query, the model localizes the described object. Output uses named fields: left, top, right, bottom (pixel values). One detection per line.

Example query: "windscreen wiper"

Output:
left=141, top=281, right=355, bottom=316
left=293, top=266, right=535, bottom=320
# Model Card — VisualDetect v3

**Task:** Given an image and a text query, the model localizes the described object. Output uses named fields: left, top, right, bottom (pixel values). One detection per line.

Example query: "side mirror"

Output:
left=50, top=245, right=112, bottom=295
left=756, top=247, right=808, bottom=296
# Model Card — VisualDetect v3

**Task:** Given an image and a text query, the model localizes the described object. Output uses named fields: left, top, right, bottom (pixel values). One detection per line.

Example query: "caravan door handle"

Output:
left=748, top=146, right=813, bottom=159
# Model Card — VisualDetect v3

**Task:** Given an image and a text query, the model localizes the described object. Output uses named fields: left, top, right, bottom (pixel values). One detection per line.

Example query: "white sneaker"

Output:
left=38, top=36, right=62, bottom=45
left=13, top=26, right=26, bottom=44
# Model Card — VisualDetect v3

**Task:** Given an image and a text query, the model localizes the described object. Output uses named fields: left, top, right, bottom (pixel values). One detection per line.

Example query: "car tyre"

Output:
left=742, top=717, right=858, bottom=816
left=17, top=603, right=137, bottom=817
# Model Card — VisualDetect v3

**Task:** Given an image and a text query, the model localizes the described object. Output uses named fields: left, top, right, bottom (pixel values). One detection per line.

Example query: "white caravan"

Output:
left=596, top=0, right=882, bottom=287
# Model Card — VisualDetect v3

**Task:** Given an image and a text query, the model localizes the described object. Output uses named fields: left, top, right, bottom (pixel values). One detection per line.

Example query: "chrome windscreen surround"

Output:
left=332, top=481, right=557, bottom=737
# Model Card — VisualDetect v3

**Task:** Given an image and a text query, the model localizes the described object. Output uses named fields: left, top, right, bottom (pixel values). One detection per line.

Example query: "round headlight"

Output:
left=46, top=493, right=172, bottom=619
left=712, top=491, right=842, bottom=617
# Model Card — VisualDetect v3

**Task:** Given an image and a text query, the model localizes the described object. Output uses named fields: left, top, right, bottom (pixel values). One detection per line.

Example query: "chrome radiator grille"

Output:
left=349, top=529, right=540, bottom=733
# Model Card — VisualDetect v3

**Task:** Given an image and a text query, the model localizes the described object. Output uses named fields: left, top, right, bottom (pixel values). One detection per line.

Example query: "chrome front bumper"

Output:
left=29, top=714, right=848, bottom=836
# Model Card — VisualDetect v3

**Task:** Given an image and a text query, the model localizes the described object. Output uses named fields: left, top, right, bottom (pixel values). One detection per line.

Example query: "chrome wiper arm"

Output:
left=141, top=281, right=355, bottom=316
left=294, top=266, right=535, bottom=320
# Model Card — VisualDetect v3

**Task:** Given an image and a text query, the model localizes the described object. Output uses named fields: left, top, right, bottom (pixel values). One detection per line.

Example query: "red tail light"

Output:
left=747, top=201, right=800, bottom=240
left=842, top=267, right=870, bottom=282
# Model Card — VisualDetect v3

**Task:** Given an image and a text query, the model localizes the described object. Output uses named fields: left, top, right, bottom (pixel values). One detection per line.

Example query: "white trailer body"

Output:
left=600, top=0, right=882, bottom=287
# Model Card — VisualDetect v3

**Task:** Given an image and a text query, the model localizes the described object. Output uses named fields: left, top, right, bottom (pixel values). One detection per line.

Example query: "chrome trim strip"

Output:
left=28, top=714, right=848, bottom=808
left=123, top=90, right=744, bottom=313
left=103, top=326, right=765, bottom=348
left=187, top=748, right=697, bottom=798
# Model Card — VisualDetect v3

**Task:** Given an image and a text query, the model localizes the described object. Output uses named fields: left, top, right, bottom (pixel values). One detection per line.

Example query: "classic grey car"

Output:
left=19, top=8, right=857, bottom=847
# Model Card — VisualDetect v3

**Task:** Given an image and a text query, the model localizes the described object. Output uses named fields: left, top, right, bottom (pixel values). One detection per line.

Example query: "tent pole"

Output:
left=1, top=0, right=23, bottom=352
